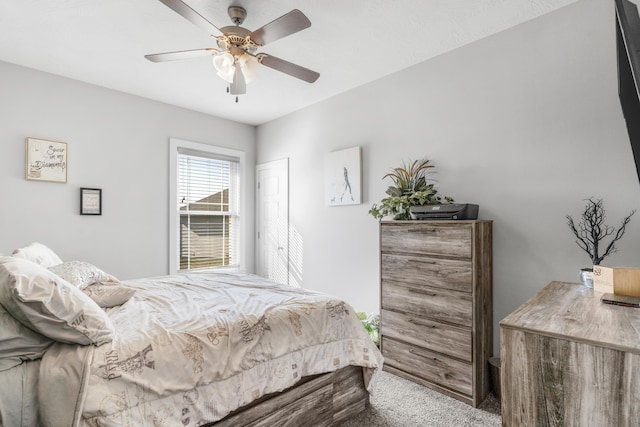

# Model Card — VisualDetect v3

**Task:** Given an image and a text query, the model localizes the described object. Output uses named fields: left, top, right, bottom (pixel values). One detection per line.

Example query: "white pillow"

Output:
left=82, top=283, right=135, bottom=308
left=0, top=257, right=114, bottom=346
left=11, top=243, right=63, bottom=268
left=49, top=261, right=119, bottom=290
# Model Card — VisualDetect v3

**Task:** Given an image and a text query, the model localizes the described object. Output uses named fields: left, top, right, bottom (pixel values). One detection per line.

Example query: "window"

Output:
left=169, top=139, right=245, bottom=273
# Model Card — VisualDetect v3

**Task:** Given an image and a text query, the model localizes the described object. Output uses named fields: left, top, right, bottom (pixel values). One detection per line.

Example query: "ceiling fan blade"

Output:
left=250, top=9, right=311, bottom=46
left=145, top=48, right=218, bottom=63
left=230, top=65, right=246, bottom=95
left=258, top=54, right=319, bottom=83
left=158, top=0, right=221, bottom=35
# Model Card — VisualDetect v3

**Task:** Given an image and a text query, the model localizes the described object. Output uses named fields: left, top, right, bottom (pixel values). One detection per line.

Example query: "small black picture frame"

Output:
left=80, top=188, right=102, bottom=215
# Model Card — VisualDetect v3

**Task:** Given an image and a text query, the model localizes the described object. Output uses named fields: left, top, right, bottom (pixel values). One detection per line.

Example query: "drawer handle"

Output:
left=409, top=348, right=439, bottom=362
left=407, top=259, right=436, bottom=265
left=408, top=319, right=438, bottom=329
left=407, top=228, right=438, bottom=234
left=408, top=288, right=437, bottom=297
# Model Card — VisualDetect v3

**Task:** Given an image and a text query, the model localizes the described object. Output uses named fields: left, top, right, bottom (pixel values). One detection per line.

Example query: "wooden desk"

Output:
left=500, top=281, right=640, bottom=426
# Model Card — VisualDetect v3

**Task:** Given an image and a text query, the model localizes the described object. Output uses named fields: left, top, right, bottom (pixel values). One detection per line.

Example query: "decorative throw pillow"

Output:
left=0, top=304, right=53, bottom=372
left=82, top=283, right=136, bottom=308
left=11, top=242, right=63, bottom=268
left=0, top=256, right=115, bottom=346
left=49, top=260, right=119, bottom=290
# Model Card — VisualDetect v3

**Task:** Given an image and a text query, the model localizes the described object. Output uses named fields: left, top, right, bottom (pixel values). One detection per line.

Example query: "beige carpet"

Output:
left=338, top=371, right=501, bottom=427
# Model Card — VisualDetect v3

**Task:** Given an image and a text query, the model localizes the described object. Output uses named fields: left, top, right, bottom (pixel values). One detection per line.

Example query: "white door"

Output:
left=256, top=159, right=289, bottom=284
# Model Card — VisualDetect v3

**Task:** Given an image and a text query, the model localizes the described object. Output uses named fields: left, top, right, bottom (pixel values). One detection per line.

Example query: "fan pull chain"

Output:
left=235, top=96, right=239, bottom=103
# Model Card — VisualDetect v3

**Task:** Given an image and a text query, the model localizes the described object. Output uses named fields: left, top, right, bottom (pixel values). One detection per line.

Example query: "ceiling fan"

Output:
left=145, top=0, right=320, bottom=101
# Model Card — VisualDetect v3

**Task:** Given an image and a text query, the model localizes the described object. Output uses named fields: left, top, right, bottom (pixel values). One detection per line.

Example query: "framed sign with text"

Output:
left=25, top=137, right=68, bottom=183
left=80, top=188, right=102, bottom=215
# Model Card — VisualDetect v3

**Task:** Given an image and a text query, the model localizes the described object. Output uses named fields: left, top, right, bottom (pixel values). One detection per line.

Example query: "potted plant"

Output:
left=356, top=311, right=380, bottom=346
left=369, top=158, right=452, bottom=220
left=566, top=198, right=635, bottom=287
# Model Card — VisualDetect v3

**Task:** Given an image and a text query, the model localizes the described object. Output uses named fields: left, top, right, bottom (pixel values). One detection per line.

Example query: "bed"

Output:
left=0, top=243, right=383, bottom=426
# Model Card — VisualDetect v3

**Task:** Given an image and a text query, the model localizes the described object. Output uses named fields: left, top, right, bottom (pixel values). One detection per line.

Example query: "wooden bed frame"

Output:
left=208, top=365, right=369, bottom=426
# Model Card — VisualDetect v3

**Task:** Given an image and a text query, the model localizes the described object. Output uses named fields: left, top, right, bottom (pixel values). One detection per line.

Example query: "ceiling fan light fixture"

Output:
left=148, top=2, right=320, bottom=100
left=213, top=52, right=235, bottom=83
left=216, top=67, right=235, bottom=83
left=230, top=64, right=246, bottom=95
left=238, top=53, right=259, bottom=83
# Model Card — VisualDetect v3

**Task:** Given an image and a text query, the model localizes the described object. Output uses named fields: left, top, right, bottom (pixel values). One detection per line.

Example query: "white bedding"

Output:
left=38, top=271, right=383, bottom=426
left=0, top=359, right=40, bottom=426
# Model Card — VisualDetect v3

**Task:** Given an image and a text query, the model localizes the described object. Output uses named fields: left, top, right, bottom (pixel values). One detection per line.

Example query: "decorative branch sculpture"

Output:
left=566, top=198, right=636, bottom=266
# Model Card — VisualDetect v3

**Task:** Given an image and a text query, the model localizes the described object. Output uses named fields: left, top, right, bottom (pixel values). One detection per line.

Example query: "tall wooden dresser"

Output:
left=379, top=220, right=492, bottom=407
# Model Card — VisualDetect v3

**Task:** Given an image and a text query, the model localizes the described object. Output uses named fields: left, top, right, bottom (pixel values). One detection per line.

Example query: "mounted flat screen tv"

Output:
left=616, top=0, right=640, bottom=184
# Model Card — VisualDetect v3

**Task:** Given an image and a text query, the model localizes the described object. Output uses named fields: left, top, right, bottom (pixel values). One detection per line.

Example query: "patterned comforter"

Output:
left=38, top=271, right=383, bottom=426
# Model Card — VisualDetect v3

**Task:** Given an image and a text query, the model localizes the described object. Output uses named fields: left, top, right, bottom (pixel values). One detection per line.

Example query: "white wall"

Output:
left=256, top=0, right=640, bottom=355
left=0, top=61, right=256, bottom=279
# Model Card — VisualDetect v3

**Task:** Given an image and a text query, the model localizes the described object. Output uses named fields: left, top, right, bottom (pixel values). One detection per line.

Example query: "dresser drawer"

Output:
left=381, top=309, right=471, bottom=361
left=381, top=223, right=472, bottom=258
left=382, top=337, right=472, bottom=396
left=381, top=253, right=472, bottom=293
left=381, top=281, right=472, bottom=327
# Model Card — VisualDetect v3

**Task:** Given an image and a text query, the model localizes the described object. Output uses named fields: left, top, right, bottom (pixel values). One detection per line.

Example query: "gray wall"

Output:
left=0, top=61, right=256, bottom=279
left=256, top=0, right=640, bottom=355
left=2, top=0, right=639, bottom=357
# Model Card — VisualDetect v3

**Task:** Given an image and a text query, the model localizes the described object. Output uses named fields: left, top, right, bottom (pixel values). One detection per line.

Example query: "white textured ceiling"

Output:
left=0, top=0, right=577, bottom=125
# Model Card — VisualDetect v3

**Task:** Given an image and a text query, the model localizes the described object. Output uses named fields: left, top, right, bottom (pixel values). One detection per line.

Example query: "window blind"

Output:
left=177, top=151, right=239, bottom=270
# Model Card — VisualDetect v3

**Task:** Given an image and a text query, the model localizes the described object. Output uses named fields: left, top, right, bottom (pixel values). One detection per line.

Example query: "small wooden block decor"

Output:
left=25, top=137, right=68, bottom=183
left=593, top=266, right=615, bottom=294
left=594, top=265, right=640, bottom=296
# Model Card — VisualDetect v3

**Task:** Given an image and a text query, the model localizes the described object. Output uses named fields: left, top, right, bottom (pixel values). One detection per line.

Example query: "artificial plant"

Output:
left=356, top=312, right=380, bottom=345
left=369, top=158, right=452, bottom=220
